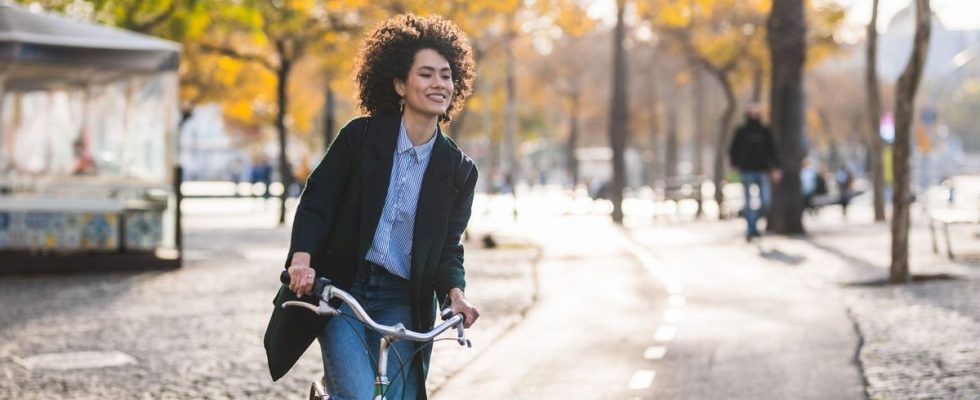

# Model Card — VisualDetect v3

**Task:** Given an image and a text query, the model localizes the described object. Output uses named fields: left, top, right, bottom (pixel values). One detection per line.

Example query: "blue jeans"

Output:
left=741, top=170, right=771, bottom=237
left=318, top=263, right=419, bottom=400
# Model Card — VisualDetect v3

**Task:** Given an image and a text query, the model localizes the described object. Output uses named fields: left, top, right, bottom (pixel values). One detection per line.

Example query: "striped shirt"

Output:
left=365, top=120, right=437, bottom=279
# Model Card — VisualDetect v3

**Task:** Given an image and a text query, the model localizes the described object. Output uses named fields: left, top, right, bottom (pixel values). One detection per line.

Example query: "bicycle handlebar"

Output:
left=279, top=270, right=468, bottom=344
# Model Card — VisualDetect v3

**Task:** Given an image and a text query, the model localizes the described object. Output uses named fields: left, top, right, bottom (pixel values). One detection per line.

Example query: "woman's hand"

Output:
left=448, top=288, right=479, bottom=329
left=287, top=252, right=315, bottom=296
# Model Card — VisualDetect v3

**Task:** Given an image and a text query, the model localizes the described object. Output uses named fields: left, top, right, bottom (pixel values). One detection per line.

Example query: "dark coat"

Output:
left=263, top=115, right=478, bottom=399
left=729, top=117, right=780, bottom=172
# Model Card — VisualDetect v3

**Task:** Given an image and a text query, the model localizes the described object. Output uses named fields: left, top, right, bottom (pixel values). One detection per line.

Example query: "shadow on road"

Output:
left=755, top=243, right=807, bottom=266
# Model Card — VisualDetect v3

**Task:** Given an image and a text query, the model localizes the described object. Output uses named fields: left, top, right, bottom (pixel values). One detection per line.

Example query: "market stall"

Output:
left=0, top=4, right=182, bottom=271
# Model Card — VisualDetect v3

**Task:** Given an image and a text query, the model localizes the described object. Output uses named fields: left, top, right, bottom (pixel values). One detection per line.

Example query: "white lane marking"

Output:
left=620, top=234, right=682, bottom=289
left=618, top=227, right=683, bottom=393
left=629, top=370, right=656, bottom=390
left=644, top=346, right=668, bottom=360
left=663, top=309, right=684, bottom=323
left=654, top=326, right=677, bottom=342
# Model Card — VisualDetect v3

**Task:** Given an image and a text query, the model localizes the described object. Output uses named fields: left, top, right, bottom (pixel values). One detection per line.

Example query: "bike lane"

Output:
left=434, top=214, right=668, bottom=399
left=624, top=220, right=865, bottom=400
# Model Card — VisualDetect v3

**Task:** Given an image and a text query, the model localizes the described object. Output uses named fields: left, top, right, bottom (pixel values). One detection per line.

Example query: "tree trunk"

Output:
left=566, top=92, right=581, bottom=188
left=751, top=62, right=764, bottom=103
left=891, top=0, right=931, bottom=284
left=645, top=55, right=661, bottom=188
left=276, top=54, right=294, bottom=225
left=609, top=0, right=629, bottom=224
left=665, top=108, right=678, bottom=179
left=482, top=76, right=497, bottom=195
left=504, top=29, right=518, bottom=219
left=707, top=67, right=736, bottom=219
left=323, top=81, right=336, bottom=151
left=866, top=0, right=887, bottom=222
left=692, top=64, right=705, bottom=177
left=179, top=107, right=194, bottom=130
left=766, top=0, right=807, bottom=234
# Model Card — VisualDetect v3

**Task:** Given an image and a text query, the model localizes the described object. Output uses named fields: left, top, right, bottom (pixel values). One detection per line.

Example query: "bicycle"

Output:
left=279, top=271, right=471, bottom=400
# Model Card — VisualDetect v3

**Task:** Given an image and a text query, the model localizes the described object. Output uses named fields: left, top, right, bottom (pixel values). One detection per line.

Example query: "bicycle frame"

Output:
left=282, top=277, right=468, bottom=400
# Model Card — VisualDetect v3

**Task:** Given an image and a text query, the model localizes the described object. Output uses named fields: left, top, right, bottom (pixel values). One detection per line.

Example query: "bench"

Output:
left=929, top=208, right=980, bottom=260
left=656, top=175, right=705, bottom=217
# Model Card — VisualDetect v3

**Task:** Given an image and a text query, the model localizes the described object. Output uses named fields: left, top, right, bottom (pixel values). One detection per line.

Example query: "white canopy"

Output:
left=0, top=4, right=180, bottom=91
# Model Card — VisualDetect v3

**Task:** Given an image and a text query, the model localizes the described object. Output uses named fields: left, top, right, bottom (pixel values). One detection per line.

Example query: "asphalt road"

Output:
left=435, top=215, right=667, bottom=399
left=437, top=194, right=866, bottom=400
left=627, top=221, right=865, bottom=399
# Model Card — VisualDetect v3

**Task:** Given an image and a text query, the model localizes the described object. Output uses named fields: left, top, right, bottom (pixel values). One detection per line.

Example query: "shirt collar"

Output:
left=397, top=119, right=437, bottom=162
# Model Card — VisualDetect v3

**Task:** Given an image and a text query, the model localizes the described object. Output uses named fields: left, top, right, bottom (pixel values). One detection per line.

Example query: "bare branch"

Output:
left=200, top=43, right=277, bottom=72
left=131, top=0, right=179, bottom=33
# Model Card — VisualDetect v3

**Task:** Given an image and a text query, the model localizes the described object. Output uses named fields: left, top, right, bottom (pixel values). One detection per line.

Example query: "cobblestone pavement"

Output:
left=799, top=206, right=980, bottom=400
left=0, top=198, right=539, bottom=399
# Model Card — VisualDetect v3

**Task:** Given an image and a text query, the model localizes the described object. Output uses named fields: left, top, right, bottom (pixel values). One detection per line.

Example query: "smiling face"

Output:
left=394, top=48, right=454, bottom=120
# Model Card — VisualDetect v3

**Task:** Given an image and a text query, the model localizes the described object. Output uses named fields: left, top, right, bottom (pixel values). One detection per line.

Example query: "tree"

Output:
left=866, top=0, right=886, bottom=222
left=504, top=18, right=518, bottom=217
left=527, top=1, right=597, bottom=190
left=766, top=0, right=807, bottom=234
left=639, top=0, right=770, bottom=219
left=201, top=1, right=358, bottom=225
left=607, top=0, right=629, bottom=224
left=891, top=0, right=931, bottom=283
left=29, top=0, right=183, bottom=33
left=641, top=46, right=663, bottom=189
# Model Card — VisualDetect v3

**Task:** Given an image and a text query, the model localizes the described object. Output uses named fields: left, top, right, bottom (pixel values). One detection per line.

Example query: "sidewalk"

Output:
left=671, top=199, right=980, bottom=400
left=793, top=206, right=980, bottom=400
left=0, top=198, right=540, bottom=399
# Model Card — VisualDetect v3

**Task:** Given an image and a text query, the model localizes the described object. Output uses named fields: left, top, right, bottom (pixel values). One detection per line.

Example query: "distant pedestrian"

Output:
left=801, top=157, right=817, bottom=211
left=836, top=167, right=854, bottom=218
left=229, top=157, right=243, bottom=197
left=263, top=14, right=480, bottom=400
left=729, top=103, right=781, bottom=241
left=251, top=157, right=272, bottom=200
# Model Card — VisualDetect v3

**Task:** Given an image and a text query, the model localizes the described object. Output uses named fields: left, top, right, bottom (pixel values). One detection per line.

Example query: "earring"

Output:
left=399, top=98, right=405, bottom=113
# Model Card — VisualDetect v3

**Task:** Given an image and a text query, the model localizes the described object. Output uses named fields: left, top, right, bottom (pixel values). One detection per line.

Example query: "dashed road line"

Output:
left=654, top=325, right=678, bottom=342
left=628, top=370, right=657, bottom=390
left=663, top=309, right=684, bottom=323
left=617, top=227, right=686, bottom=393
left=643, top=346, right=668, bottom=360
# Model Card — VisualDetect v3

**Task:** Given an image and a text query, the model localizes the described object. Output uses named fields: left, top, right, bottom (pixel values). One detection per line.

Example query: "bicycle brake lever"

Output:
left=282, top=300, right=339, bottom=316
left=456, top=322, right=471, bottom=348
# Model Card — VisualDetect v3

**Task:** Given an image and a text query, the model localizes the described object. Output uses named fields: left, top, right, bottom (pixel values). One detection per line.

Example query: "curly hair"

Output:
left=354, top=14, right=476, bottom=123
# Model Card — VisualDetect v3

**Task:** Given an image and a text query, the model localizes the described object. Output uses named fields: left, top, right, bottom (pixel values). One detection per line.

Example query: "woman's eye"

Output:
left=420, top=74, right=432, bottom=78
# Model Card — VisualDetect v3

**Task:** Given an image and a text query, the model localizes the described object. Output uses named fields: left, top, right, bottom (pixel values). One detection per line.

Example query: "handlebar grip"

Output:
left=280, top=270, right=331, bottom=296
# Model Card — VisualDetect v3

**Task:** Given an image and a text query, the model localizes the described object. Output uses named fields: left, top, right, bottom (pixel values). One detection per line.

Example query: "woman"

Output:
left=263, top=14, right=480, bottom=400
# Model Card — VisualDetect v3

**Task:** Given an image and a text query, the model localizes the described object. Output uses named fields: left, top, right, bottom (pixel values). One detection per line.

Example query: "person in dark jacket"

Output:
left=264, top=14, right=479, bottom=400
left=729, top=104, right=782, bottom=240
